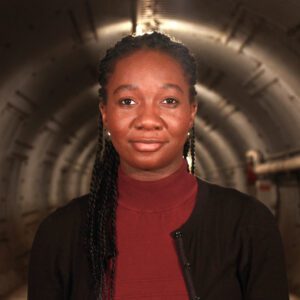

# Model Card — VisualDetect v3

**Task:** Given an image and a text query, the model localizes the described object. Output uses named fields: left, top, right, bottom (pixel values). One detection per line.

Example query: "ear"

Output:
left=189, top=102, right=198, bottom=128
left=99, top=103, right=108, bottom=128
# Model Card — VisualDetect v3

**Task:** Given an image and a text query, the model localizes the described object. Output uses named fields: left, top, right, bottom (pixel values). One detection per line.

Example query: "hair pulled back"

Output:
left=98, top=31, right=197, bottom=103
left=87, top=31, right=197, bottom=299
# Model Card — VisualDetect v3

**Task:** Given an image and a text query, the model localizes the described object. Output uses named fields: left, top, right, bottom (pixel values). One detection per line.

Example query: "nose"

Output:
left=134, top=104, right=164, bottom=130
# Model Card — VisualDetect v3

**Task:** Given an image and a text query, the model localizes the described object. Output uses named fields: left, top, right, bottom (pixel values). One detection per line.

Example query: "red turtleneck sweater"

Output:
left=114, top=161, right=198, bottom=299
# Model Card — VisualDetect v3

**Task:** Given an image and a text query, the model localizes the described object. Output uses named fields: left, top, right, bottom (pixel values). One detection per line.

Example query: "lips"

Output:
left=129, top=139, right=167, bottom=152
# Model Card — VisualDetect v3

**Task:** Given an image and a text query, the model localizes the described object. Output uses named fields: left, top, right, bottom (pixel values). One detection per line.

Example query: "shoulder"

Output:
left=28, top=195, right=91, bottom=295
left=32, top=195, right=89, bottom=248
left=40, top=194, right=88, bottom=227
left=195, top=177, right=276, bottom=229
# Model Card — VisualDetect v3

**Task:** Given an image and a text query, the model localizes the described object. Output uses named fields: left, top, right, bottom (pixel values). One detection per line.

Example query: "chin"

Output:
left=123, top=154, right=178, bottom=172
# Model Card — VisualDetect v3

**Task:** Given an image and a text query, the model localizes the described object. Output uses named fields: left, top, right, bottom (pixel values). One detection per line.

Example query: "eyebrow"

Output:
left=112, top=83, right=184, bottom=95
left=161, top=83, right=184, bottom=94
left=113, top=84, right=138, bottom=95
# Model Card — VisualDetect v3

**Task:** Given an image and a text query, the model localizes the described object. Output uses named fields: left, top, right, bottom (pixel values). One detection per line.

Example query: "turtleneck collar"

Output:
left=117, top=160, right=197, bottom=213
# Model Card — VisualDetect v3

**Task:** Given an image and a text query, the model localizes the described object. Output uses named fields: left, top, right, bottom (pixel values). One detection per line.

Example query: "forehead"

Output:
left=107, top=50, right=189, bottom=88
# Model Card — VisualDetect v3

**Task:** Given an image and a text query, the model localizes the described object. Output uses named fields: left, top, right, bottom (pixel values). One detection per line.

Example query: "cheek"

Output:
left=168, top=113, right=192, bottom=138
left=106, top=114, right=132, bottom=153
left=106, top=108, right=131, bottom=134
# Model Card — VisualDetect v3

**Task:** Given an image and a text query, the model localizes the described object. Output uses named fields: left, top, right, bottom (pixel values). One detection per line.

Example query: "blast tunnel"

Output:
left=1, top=0, right=300, bottom=298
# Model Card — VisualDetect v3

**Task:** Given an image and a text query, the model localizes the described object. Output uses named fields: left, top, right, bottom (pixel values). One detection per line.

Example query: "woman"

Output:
left=28, top=32, right=289, bottom=300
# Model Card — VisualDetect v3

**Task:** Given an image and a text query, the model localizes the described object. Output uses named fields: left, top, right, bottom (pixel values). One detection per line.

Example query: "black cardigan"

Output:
left=28, top=178, right=289, bottom=299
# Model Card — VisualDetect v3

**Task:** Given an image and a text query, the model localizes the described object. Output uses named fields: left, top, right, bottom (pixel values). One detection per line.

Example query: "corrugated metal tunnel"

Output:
left=1, top=0, right=300, bottom=298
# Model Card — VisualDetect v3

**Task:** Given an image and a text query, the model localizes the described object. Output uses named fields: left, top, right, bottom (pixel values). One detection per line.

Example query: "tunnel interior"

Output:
left=1, top=0, right=300, bottom=297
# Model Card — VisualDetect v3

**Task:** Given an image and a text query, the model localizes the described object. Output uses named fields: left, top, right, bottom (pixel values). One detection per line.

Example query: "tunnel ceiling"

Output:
left=1, top=0, right=300, bottom=205
left=2, top=2, right=300, bottom=297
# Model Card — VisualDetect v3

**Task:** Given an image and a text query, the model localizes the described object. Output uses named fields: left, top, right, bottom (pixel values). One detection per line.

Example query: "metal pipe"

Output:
left=254, top=155, right=300, bottom=175
left=131, top=0, right=138, bottom=34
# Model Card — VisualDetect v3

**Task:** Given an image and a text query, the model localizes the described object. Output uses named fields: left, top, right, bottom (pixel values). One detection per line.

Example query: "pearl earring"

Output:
left=104, top=128, right=111, bottom=139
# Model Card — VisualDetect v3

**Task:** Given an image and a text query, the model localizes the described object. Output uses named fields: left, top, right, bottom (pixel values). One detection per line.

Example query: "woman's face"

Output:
left=100, top=50, right=197, bottom=179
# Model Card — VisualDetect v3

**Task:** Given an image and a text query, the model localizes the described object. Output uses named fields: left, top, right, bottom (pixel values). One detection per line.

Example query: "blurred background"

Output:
left=0, top=0, right=300, bottom=299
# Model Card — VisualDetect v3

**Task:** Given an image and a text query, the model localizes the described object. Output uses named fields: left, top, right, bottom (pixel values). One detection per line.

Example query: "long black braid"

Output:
left=183, top=126, right=196, bottom=174
left=88, top=31, right=197, bottom=299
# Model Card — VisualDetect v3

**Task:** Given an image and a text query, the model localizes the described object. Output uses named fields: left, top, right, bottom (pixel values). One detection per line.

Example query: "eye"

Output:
left=162, top=97, right=179, bottom=105
left=119, top=98, right=136, bottom=106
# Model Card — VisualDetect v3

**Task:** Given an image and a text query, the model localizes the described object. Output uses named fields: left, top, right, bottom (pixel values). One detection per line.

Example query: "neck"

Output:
left=117, top=159, right=196, bottom=212
left=120, top=157, right=185, bottom=181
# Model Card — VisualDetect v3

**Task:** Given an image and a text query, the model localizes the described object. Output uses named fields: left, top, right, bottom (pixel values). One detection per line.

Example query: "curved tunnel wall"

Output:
left=1, top=0, right=300, bottom=297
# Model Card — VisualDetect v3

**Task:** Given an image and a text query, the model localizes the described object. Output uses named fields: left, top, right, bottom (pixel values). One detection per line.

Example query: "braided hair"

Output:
left=88, top=31, right=197, bottom=299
